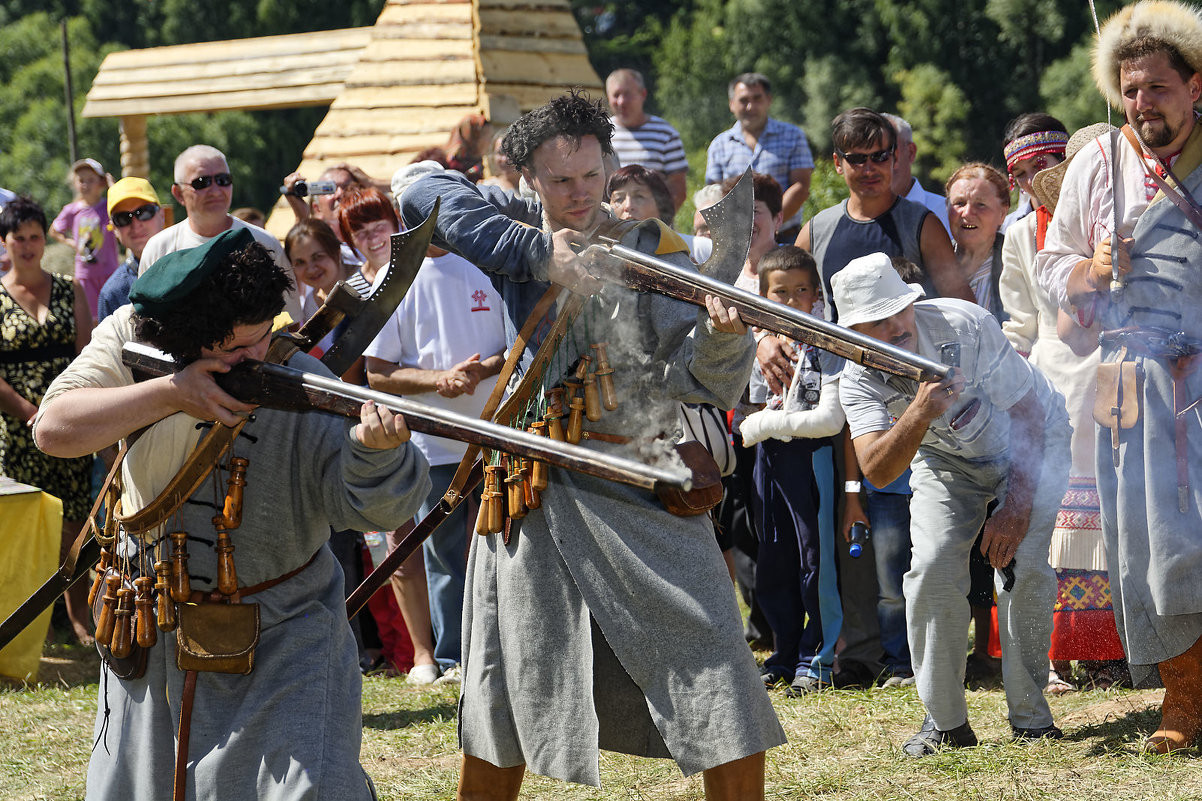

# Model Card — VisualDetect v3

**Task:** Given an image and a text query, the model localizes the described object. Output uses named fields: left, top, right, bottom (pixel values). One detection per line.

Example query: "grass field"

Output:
left=2, top=643, right=1199, bottom=801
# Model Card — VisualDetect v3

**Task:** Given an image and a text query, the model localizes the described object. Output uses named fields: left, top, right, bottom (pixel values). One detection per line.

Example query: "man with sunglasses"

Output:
left=141, top=144, right=302, bottom=323
left=96, top=177, right=165, bottom=321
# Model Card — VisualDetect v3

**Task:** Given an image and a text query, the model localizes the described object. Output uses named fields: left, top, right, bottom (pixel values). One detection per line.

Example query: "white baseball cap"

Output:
left=831, top=252, right=924, bottom=328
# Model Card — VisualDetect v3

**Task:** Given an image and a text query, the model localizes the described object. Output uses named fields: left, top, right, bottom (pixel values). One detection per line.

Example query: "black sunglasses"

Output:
left=178, top=172, right=232, bottom=191
left=835, top=147, right=895, bottom=166
left=111, top=203, right=159, bottom=227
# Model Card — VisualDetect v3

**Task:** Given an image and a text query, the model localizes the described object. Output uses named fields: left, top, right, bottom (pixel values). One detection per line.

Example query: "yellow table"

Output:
left=0, top=478, right=63, bottom=682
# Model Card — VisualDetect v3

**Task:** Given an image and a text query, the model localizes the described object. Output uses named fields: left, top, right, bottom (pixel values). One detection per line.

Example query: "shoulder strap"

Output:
left=1121, top=124, right=1202, bottom=231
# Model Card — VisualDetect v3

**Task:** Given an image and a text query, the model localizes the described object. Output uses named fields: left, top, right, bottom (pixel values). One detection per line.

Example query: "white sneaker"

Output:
left=434, top=665, right=462, bottom=686
left=407, top=663, right=441, bottom=685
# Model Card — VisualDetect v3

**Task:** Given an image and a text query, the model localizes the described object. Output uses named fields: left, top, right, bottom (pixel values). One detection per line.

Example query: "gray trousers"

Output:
left=905, top=423, right=1069, bottom=731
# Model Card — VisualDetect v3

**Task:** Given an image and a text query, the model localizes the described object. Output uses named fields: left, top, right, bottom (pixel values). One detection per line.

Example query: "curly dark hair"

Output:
left=133, top=241, right=293, bottom=361
left=500, top=89, right=613, bottom=171
left=0, top=195, right=48, bottom=238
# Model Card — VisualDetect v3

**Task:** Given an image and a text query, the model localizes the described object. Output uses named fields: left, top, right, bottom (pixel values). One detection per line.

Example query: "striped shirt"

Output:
left=609, top=115, right=688, bottom=174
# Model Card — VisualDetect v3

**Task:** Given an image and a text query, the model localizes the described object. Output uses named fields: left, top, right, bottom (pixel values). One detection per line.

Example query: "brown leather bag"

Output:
left=655, top=440, right=723, bottom=516
left=175, top=601, right=260, bottom=675
left=1094, top=351, right=1143, bottom=430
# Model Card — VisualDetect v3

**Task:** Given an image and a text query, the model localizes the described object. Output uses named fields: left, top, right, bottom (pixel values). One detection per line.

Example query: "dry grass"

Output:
left=3, top=644, right=1200, bottom=800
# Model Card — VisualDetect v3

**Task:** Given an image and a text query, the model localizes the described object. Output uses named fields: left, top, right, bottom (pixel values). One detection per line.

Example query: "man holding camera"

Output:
left=833, top=253, right=1069, bottom=756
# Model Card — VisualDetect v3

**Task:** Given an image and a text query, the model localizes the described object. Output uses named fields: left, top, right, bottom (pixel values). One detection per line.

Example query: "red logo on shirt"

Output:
left=471, top=289, right=490, bottom=312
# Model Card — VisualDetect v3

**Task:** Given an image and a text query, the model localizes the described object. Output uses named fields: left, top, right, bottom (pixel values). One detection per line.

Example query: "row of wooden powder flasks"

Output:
left=90, top=456, right=248, bottom=658
left=477, top=341, right=618, bottom=534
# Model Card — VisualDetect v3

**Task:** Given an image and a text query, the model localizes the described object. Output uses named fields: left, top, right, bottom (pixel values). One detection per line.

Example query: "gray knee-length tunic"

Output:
left=39, top=308, right=431, bottom=800
left=401, top=172, right=786, bottom=786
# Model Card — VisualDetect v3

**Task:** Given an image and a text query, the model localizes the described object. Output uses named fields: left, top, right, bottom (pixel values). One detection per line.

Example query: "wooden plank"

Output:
left=342, top=60, right=477, bottom=87
left=83, top=84, right=344, bottom=117
left=376, top=3, right=473, bottom=25
left=480, top=51, right=599, bottom=86
left=358, top=39, right=472, bottom=61
left=478, top=8, right=585, bottom=37
left=332, top=83, right=479, bottom=108
left=91, top=49, right=362, bottom=87
left=306, top=135, right=449, bottom=159
left=91, top=28, right=371, bottom=71
left=477, top=0, right=573, bottom=9
left=88, top=64, right=356, bottom=102
left=483, top=81, right=604, bottom=111
left=367, top=21, right=474, bottom=39
left=478, top=34, right=587, bottom=55
left=313, top=106, right=481, bottom=136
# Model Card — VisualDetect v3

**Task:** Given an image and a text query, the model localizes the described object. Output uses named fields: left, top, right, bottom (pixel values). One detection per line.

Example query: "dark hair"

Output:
left=1116, top=37, right=1197, bottom=84
left=606, top=165, right=675, bottom=224
left=337, top=186, right=399, bottom=245
left=1002, top=112, right=1068, bottom=145
left=758, top=245, right=819, bottom=295
left=720, top=171, right=783, bottom=218
left=285, top=217, right=343, bottom=264
left=729, top=72, right=771, bottom=98
left=831, top=107, right=896, bottom=154
left=891, top=256, right=924, bottom=284
left=133, top=242, right=293, bottom=361
left=500, top=89, right=614, bottom=171
left=0, top=195, right=47, bottom=237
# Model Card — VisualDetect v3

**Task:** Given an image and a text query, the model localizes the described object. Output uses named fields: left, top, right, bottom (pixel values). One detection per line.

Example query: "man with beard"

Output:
left=1037, top=0, right=1202, bottom=753
left=400, top=90, right=784, bottom=800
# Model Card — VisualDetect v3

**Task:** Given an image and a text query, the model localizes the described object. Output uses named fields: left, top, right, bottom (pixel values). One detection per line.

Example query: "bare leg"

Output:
left=457, top=754, right=524, bottom=801
left=389, top=548, right=437, bottom=670
left=702, top=751, right=764, bottom=801
left=61, top=519, right=92, bottom=645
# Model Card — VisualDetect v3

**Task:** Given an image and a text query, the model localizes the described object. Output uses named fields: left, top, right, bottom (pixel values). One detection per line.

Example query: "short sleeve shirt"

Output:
left=609, top=115, right=688, bottom=175
left=840, top=299, right=1055, bottom=462
left=705, top=117, right=814, bottom=228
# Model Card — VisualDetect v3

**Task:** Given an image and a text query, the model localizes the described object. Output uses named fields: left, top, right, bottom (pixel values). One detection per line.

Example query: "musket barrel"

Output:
left=596, top=240, right=950, bottom=384
left=120, top=344, right=691, bottom=493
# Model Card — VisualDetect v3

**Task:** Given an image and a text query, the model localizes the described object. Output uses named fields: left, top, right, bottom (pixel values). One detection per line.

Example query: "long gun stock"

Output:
left=121, top=343, right=690, bottom=493
left=589, top=238, right=951, bottom=384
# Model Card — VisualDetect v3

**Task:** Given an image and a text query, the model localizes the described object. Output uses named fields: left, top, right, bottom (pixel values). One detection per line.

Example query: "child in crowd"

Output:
left=740, top=246, right=846, bottom=696
left=50, top=159, right=118, bottom=319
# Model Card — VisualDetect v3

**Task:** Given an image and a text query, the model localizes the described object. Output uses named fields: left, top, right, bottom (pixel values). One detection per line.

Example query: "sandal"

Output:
left=1045, top=669, right=1076, bottom=695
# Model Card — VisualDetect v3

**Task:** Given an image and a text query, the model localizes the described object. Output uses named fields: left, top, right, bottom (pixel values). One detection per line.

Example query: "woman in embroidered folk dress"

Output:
left=0, top=196, right=94, bottom=645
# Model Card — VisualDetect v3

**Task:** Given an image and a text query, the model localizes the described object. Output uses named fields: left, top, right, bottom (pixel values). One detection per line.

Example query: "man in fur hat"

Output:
left=1038, top=0, right=1202, bottom=753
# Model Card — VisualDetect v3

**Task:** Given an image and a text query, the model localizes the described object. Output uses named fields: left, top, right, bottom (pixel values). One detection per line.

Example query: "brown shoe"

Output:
left=1147, top=635, right=1202, bottom=754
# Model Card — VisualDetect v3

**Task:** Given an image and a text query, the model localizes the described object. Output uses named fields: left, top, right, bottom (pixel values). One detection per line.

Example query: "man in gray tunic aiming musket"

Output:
left=1038, top=0, right=1202, bottom=753
left=400, top=90, right=785, bottom=799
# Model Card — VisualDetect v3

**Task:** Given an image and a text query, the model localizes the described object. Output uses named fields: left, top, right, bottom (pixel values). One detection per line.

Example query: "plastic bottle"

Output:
left=848, top=521, right=871, bottom=558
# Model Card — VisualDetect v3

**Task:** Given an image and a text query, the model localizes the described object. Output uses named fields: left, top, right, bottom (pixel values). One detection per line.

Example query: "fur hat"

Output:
left=1093, top=0, right=1202, bottom=107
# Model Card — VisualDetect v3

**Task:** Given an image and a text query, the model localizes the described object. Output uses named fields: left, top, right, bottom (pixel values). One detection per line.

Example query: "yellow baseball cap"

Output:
left=107, top=176, right=160, bottom=216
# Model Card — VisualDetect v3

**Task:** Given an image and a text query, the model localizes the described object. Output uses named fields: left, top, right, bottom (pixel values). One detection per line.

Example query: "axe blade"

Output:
left=697, top=168, right=754, bottom=284
left=320, top=197, right=441, bottom=375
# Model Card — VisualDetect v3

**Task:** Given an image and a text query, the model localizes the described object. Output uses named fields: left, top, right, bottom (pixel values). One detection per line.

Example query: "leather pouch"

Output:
left=176, top=601, right=259, bottom=675
left=656, top=440, right=723, bottom=517
left=1094, top=352, right=1143, bottom=430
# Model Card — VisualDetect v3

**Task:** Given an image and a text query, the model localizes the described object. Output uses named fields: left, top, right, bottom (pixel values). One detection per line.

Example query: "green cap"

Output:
left=130, top=227, right=255, bottom=316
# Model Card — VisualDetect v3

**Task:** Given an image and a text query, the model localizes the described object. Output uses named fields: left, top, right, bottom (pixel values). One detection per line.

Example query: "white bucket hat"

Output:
left=831, top=252, right=925, bottom=328
left=391, top=160, right=445, bottom=206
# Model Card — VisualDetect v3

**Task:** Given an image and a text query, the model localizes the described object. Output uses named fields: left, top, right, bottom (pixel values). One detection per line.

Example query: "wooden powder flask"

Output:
left=528, top=422, right=549, bottom=492
left=94, top=572, right=121, bottom=646
left=577, top=356, right=602, bottom=422
left=89, top=548, right=112, bottom=608
left=110, top=587, right=134, bottom=659
left=591, top=343, right=618, bottom=412
left=213, top=524, right=238, bottom=597
left=168, top=530, right=191, bottom=602
left=153, top=559, right=177, bottom=631
left=97, top=486, right=119, bottom=547
left=475, top=483, right=492, bottom=535
left=219, top=457, right=249, bottom=529
left=134, top=576, right=157, bottom=648
left=544, top=387, right=567, bottom=442
left=505, top=460, right=527, bottom=520
left=484, top=465, right=505, bottom=534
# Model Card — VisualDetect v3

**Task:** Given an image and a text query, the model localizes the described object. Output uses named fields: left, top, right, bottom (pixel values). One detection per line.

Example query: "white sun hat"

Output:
left=831, top=252, right=925, bottom=328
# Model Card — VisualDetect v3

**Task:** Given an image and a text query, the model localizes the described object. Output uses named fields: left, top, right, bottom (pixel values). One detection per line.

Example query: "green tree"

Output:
left=895, top=64, right=970, bottom=186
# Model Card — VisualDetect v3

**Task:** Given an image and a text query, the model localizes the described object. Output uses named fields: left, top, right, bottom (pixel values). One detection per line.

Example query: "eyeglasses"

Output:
left=111, top=203, right=160, bottom=227
left=835, top=147, right=895, bottom=166
left=178, top=172, right=232, bottom=191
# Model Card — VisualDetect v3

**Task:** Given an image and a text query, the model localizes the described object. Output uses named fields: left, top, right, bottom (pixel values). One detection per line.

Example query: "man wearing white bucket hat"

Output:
left=834, top=253, right=1070, bottom=755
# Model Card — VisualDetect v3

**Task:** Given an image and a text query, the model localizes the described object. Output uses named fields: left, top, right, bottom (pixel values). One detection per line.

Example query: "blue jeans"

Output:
left=422, top=463, right=472, bottom=670
left=865, top=488, right=912, bottom=676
